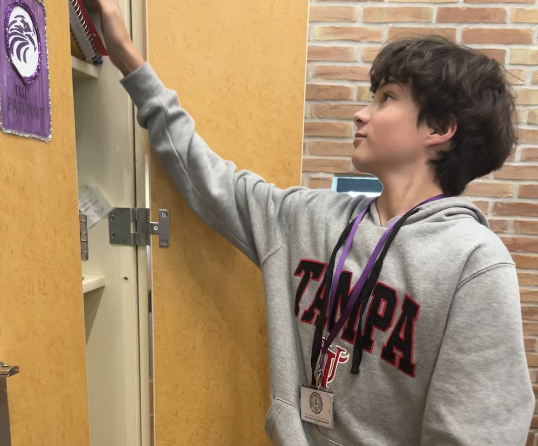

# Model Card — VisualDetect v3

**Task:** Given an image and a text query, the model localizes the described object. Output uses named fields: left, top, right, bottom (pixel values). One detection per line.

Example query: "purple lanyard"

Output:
left=320, top=194, right=445, bottom=357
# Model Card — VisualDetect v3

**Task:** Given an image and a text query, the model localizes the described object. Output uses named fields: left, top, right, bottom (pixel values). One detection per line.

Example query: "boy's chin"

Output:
left=351, top=154, right=375, bottom=176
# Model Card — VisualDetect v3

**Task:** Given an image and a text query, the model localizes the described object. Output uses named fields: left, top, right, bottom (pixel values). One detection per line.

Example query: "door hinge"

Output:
left=80, top=213, right=89, bottom=261
left=108, top=208, right=170, bottom=248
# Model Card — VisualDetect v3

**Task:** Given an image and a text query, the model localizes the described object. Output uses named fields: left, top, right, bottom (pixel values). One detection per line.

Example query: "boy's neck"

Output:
left=376, top=171, right=443, bottom=226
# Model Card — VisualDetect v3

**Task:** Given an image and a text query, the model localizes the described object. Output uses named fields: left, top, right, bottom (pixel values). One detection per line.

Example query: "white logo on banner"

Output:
left=8, top=6, right=39, bottom=78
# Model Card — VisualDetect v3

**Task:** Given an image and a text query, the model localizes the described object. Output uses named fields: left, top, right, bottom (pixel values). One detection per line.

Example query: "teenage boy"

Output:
left=90, top=0, right=535, bottom=444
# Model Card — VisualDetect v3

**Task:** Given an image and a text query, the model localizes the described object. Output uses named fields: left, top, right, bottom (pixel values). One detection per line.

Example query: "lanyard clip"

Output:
left=315, top=352, right=327, bottom=389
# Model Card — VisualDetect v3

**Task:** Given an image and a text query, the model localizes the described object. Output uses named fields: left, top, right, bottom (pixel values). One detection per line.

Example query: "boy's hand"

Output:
left=85, top=0, right=144, bottom=76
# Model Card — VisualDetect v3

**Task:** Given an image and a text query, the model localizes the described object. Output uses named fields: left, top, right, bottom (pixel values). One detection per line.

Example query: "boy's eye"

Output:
left=383, top=93, right=394, bottom=102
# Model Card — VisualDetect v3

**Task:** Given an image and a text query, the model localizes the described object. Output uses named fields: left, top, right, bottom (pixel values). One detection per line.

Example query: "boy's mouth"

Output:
left=355, top=132, right=366, bottom=139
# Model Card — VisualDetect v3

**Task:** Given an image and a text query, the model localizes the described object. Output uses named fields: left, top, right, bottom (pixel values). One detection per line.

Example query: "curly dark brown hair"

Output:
left=370, top=36, right=517, bottom=196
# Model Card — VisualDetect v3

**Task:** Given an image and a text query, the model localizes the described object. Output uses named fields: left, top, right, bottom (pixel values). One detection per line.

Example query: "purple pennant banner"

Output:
left=0, top=0, right=51, bottom=142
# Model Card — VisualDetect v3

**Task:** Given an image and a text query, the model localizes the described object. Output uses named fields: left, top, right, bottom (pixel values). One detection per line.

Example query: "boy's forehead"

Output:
left=380, top=78, right=404, bottom=88
left=374, top=78, right=407, bottom=91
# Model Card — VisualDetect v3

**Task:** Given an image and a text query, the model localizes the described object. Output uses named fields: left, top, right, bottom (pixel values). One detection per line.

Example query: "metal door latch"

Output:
left=108, top=208, right=170, bottom=248
left=0, top=362, right=19, bottom=446
left=0, top=364, right=19, bottom=378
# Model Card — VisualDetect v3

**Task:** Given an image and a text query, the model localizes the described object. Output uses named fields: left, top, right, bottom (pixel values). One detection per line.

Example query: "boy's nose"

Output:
left=353, top=105, right=370, bottom=128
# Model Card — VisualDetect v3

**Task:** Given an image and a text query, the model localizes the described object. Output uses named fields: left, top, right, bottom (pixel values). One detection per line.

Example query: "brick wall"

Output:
left=302, top=1, right=538, bottom=442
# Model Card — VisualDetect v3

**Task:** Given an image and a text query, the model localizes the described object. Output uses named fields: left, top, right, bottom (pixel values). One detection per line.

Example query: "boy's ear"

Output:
left=427, top=115, right=457, bottom=148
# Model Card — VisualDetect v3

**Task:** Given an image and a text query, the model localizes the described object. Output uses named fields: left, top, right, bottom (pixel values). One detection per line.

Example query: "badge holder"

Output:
left=300, top=353, right=334, bottom=429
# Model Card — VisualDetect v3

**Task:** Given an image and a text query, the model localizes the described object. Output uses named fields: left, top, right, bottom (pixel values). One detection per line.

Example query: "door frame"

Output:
left=131, top=0, right=153, bottom=444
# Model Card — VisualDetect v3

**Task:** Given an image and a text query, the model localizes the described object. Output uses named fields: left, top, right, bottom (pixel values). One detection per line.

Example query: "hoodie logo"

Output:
left=295, top=259, right=420, bottom=378
left=322, top=345, right=349, bottom=388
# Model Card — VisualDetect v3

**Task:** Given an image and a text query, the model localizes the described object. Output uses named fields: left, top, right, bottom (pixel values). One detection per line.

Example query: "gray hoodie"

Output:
left=122, top=63, right=535, bottom=446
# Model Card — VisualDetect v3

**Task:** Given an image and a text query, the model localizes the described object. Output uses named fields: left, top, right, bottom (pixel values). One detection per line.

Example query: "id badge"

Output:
left=300, top=385, right=334, bottom=429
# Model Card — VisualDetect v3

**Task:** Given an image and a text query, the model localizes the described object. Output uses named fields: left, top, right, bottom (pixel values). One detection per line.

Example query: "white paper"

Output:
left=78, top=185, right=112, bottom=228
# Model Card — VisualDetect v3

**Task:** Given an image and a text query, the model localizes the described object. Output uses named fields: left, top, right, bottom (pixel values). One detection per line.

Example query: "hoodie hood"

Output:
left=366, top=196, right=490, bottom=228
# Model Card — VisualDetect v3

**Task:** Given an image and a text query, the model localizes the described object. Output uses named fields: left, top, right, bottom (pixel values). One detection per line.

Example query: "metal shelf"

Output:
left=82, top=275, right=106, bottom=294
left=71, top=56, right=100, bottom=80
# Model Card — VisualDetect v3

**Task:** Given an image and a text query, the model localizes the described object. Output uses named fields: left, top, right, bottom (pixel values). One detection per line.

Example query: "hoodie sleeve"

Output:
left=120, top=63, right=306, bottom=266
left=420, top=264, right=534, bottom=445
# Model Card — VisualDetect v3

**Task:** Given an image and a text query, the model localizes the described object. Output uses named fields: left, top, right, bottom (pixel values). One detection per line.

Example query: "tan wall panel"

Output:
left=0, top=1, right=90, bottom=445
left=147, top=0, right=308, bottom=444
